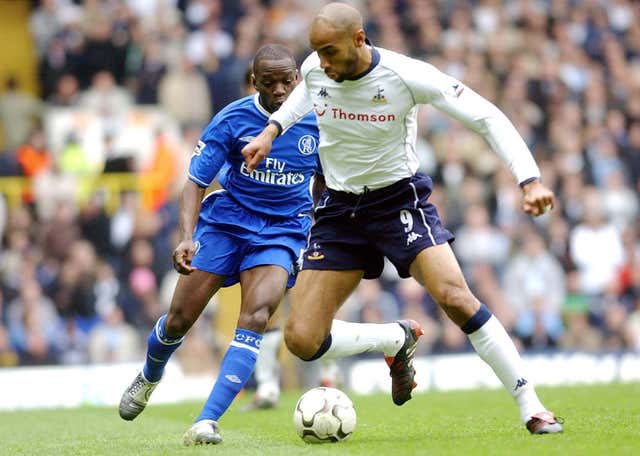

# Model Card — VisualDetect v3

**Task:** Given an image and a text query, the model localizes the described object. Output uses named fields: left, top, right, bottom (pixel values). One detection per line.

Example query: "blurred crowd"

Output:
left=0, top=0, right=640, bottom=369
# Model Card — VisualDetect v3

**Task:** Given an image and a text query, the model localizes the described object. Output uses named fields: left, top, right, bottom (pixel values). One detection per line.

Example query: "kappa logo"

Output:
left=225, top=374, right=242, bottom=384
left=193, top=140, right=205, bottom=156
left=298, top=135, right=317, bottom=155
left=372, top=86, right=387, bottom=103
left=318, top=87, right=330, bottom=98
left=514, top=378, right=528, bottom=391
left=406, top=232, right=423, bottom=246
left=447, top=82, right=465, bottom=98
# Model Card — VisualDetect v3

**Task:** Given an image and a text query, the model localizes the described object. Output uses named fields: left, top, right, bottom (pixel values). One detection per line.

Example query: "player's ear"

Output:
left=353, top=29, right=366, bottom=48
left=251, top=73, right=257, bottom=90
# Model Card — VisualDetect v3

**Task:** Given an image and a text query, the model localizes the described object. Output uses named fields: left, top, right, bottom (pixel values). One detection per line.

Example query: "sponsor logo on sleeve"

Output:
left=193, top=140, right=205, bottom=156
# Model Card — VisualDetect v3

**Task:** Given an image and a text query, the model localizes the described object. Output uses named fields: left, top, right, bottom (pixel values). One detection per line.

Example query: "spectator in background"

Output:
left=395, top=279, right=439, bottom=354
left=185, top=14, right=234, bottom=65
left=559, top=272, right=604, bottom=352
left=132, top=38, right=166, bottom=104
left=80, top=71, right=132, bottom=133
left=48, top=73, right=80, bottom=107
left=503, top=227, right=566, bottom=348
left=569, top=188, right=625, bottom=317
left=0, top=77, right=43, bottom=150
left=454, top=203, right=511, bottom=273
left=6, top=279, right=62, bottom=365
left=88, top=305, right=141, bottom=363
left=338, top=280, right=400, bottom=328
left=16, top=128, right=51, bottom=179
left=139, top=132, right=179, bottom=212
left=158, top=56, right=211, bottom=127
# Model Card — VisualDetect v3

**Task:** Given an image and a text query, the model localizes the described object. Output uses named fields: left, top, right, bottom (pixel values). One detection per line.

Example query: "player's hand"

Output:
left=173, top=239, right=197, bottom=275
left=521, top=179, right=555, bottom=217
left=241, top=124, right=279, bottom=172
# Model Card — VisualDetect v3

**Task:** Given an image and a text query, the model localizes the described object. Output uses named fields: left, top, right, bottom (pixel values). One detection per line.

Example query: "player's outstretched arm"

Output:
left=520, top=178, right=555, bottom=217
left=173, top=179, right=205, bottom=274
left=241, top=123, right=280, bottom=172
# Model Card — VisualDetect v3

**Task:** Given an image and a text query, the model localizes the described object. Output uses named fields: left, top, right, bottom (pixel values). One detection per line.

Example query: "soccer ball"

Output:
left=293, top=387, right=356, bottom=443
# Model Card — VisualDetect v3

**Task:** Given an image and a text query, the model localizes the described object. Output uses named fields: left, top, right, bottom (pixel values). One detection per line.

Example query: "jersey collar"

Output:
left=253, top=93, right=271, bottom=118
left=344, top=39, right=380, bottom=81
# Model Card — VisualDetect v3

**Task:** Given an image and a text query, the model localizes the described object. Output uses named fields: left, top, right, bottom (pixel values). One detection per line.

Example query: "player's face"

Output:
left=310, top=27, right=360, bottom=82
left=253, top=59, right=298, bottom=113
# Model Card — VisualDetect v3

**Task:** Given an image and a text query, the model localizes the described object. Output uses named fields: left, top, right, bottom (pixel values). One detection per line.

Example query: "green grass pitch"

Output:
left=1, top=383, right=638, bottom=455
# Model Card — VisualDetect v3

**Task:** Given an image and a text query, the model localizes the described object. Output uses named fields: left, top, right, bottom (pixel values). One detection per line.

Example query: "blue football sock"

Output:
left=142, top=314, right=184, bottom=383
left=196, top=328, right=262, bottom=422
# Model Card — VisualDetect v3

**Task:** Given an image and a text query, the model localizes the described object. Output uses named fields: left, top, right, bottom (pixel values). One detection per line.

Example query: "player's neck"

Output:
left=353, top=47, right=372, bottom=77
left=258, top=95, right=275, bottom=114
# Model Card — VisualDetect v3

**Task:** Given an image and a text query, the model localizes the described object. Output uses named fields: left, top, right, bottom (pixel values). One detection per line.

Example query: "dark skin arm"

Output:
left=173, top=179, right=206, bottom=274
left=311, top=173, right=326, bottom=208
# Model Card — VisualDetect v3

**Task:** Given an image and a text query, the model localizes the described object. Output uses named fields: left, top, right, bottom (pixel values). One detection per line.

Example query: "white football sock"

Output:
left=254, top=329, right=281, bottom=398
left=320, top=320, right=405, bottom=359
left=467, top=315, right=546, bottom=423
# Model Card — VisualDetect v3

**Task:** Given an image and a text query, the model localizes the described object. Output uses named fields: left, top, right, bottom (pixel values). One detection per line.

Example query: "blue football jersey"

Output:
left=189, top=94, right=320, bottom=218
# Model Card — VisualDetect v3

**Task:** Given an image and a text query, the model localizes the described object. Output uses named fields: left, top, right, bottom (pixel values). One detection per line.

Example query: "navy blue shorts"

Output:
left=302, top=174, right=454, bottom=279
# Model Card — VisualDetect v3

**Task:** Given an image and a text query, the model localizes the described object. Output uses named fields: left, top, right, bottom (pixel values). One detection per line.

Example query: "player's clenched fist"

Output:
left=173, top=239, right=197, bottom=274
left=241, top=123, right=280, bottom=172
left=521, top=179, right=555, bottom=217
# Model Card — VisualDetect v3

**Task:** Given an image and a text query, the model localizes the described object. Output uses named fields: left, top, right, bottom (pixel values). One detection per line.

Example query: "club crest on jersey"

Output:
left=298, top=135, right=317, bottom=155
left=193, top=140, right=205, bottom=156
left=372, top=86, right=387, bottom=104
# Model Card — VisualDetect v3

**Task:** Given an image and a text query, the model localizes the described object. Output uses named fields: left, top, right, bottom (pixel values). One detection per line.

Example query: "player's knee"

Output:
left=237, top=307, right=270, bottom=333
left=437, top=284, right=474, bottom=314
left=164, top=310, right=193, bottom=337
left=284, top=320, right=322, bottom=360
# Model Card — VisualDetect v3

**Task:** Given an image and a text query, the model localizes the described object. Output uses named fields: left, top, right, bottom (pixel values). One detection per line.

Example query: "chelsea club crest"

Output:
left=298, top=135, right=317, bottom=155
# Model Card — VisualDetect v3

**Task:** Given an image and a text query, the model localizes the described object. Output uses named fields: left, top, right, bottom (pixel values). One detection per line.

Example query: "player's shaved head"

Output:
left=311, top=2, right=363, bottom=37
left=309, top=3, right=370, bottom=82
left=252, top=44, right=296, bottom=75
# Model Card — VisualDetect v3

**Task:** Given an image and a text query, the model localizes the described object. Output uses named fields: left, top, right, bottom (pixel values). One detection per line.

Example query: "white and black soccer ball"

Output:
left=293, top=387, right=356, bottom=443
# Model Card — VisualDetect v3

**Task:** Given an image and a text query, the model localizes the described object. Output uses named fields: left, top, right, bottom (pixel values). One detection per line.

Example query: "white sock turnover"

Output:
left=319, top=319, right=405, bottom=360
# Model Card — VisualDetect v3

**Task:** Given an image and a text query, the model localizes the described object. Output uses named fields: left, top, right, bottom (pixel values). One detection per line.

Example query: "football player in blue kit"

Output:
left=119, top=44, right=323, bottom=445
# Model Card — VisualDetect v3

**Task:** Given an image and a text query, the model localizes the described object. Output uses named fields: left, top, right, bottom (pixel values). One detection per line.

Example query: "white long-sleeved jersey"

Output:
left=270, top=46, right=540, bottom=193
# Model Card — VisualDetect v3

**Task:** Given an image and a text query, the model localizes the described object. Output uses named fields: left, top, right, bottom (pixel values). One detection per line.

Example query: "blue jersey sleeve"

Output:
left=188, top=117, right=232, bottom=188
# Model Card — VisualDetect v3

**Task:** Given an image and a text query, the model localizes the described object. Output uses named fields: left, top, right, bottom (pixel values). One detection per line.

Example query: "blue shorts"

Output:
left=192, top=191, right=311, bottom=288
left=302, top=174, right=454, bottom=279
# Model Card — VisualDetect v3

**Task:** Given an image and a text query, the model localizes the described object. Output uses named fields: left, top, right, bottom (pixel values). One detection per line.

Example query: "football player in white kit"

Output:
left=243, top=3, right=562, bottom=434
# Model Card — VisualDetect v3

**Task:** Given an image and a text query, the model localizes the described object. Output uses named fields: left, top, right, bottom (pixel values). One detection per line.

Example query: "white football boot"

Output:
left=183, top=419, right=223, bottom=445
left=118, top=372, right=160, bottom=421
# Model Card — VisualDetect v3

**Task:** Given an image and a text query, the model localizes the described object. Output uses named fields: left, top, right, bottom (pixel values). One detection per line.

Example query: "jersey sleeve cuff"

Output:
left=519, top=176, right=539, bottom=188
left=267, top=120, right=283, bottom=137
left=188, top=174, right=211, bottom=188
